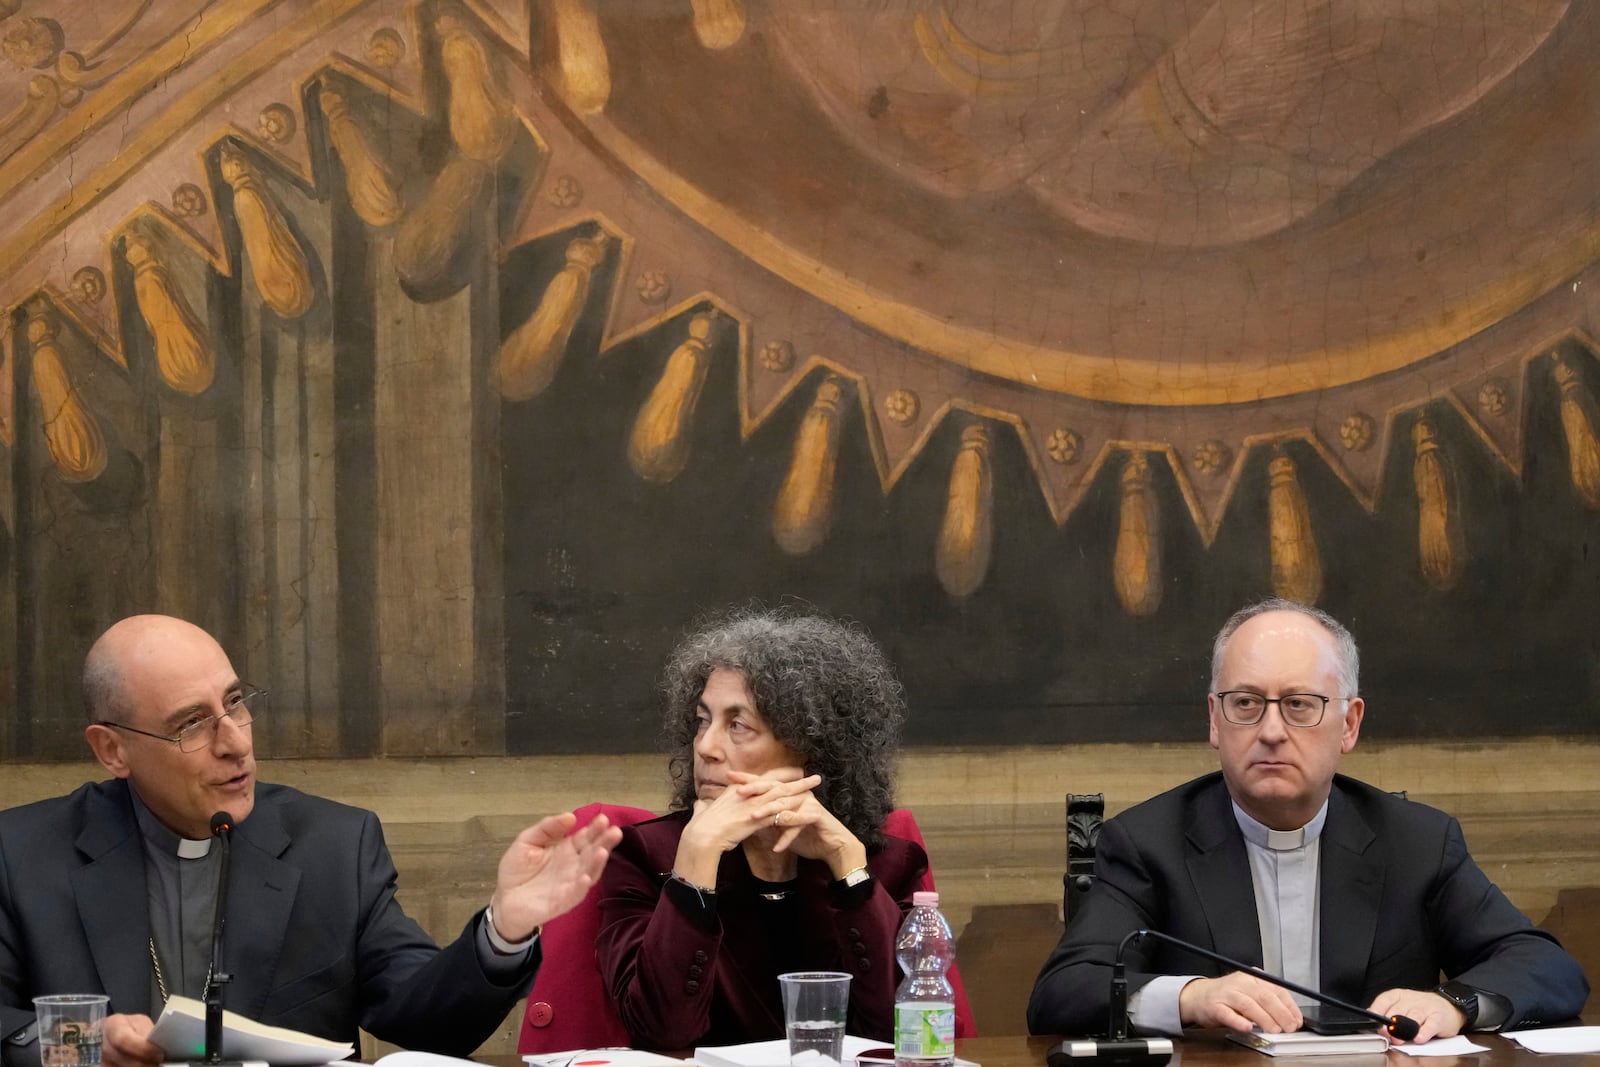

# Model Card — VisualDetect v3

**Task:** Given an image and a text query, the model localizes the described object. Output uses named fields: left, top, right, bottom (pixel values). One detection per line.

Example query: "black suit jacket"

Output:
left=1027, top=773, right=1588, bottom=1035
left=0, top=780, right=538, bottom=1065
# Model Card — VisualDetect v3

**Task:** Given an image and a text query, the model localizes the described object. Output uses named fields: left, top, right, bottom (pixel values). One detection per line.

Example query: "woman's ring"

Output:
left=773, top=811, right=785, bottom=828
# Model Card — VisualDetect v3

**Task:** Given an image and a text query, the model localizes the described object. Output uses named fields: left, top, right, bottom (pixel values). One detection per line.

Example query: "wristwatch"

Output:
left=483, top=901, right=538, bottom=954
left=836, top=865, right=872, bottom=889
left=1435, top=981, right=1480, bottom=1029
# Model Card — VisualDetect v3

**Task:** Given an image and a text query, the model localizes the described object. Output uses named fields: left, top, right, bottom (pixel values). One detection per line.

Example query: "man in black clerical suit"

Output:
left=0, top=615, right=622, bottom=1067
left=1028, top=599, right=1587, bottom=1043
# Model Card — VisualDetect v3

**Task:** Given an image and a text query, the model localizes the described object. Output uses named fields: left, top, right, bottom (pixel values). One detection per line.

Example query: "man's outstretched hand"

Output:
left=487, top=812, right=622, bottom=942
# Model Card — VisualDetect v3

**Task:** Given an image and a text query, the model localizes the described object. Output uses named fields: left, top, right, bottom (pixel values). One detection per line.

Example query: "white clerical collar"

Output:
left=177, top=837, right=212, bottom=859
left=1232, top=798, right=1329, bottom=851
left=130, top=787, right=215, bottom=859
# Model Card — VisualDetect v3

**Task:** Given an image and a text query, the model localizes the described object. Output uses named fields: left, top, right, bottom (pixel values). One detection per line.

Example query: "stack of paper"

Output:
left=148, top=995, right=352, bottom=1065
left=1226, top=1030, right=1389, bottom=1057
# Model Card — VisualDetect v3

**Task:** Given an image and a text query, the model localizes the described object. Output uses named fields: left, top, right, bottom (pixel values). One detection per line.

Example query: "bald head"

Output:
left=1210, top=598, right=1359, bottom=698
left=82, top=615, right=225, bottom=724
left=81, top=614, right=257, bottom=839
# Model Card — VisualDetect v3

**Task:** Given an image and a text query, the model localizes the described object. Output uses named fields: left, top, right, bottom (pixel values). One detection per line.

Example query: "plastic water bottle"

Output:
left=894, top=890, right=956, bottom=1067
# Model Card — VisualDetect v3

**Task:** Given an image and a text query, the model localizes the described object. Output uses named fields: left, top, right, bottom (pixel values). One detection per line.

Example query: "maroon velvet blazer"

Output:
left=596, top=809, right=929, bottom=1050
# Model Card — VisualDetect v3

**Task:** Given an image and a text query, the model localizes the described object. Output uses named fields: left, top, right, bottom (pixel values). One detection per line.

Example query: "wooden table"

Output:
left=489, top=1029, right=1597, bottom=1067
left=950, top=1031, right=1596, bottom=1067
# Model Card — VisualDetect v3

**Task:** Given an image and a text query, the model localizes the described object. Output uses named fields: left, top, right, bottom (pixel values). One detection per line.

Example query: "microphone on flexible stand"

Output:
left=203, top=811, right=242, bottom=1067
left=1048, top=939, right=1175, bottom=1067
left=1048, top=958, right=1177, bottom=1065
left=1119, top=929, right=1420, bottom=1041
left=167, top=813, right=264, bottom=1067
left=1047, top=928, right=1420, bottom=1067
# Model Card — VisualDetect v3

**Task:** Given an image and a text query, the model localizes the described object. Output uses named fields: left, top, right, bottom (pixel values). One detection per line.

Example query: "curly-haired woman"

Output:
left=596, top=606, right=925, bottom=1050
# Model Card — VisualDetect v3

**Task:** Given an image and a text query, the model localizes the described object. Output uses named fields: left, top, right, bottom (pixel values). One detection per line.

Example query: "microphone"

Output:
left=1045, top=928, right=1177, bottom=1067
left=1047, top=926, right=1423, bottom=1067
left=204, top=811, right=240, bottom=1067
left=1116, top=929, right=1421, bottom=1041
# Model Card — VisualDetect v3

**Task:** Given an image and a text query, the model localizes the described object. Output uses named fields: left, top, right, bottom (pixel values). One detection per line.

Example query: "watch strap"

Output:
left=484, top=901, right=538, bottom=954
left=1435, top=981, right=1480, bottom=1028
left=830, top=864, right=875, bottom=907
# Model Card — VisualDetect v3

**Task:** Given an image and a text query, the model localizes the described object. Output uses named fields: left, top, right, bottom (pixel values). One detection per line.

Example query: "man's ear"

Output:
left=85, top=724, right=133, bottom=778
left=1340, top=696, right=1365, bottom=753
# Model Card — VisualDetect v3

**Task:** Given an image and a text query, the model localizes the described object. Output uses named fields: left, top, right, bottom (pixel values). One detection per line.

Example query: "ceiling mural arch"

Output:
left=1, top=0, right=1597, bottom=758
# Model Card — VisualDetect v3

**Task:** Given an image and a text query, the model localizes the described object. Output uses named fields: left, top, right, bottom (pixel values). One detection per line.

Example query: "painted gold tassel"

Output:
left=219, top=143, right=314, bottom=318
left=691, top=0, right=746, bottom=49
left=1113, top=451, right=1162, bottom=616
left=773, top=375, right=847, bottom=555
left=935, top=420, right=993, bottom=598
left=549, top=0, right=612, bottom=114
left=1554, top=354, right=1600, bottom=509
left=628, top=311, right=717, bottom=482
left=28, top=312, right=108, bottom=482
left=124, top=231, right=214, bottom=395
left=320, top=81, right=405, bottom=228
left=492, top=232, right=609, bottom=401
left=1268, top=452, right=1322, bottom=605
left=437, top=14, right=517, bottom=162
left=1412, top=414, right=1464, bottom=590
left=394, top=155, right=491, bottom=299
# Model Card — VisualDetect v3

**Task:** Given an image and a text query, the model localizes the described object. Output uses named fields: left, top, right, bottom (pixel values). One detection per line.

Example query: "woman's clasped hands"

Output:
left=678, top=768, right=867, bottom=884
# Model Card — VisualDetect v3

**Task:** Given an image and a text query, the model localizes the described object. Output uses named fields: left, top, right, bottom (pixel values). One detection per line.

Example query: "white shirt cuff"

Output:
left=1128, top=974, right=1201, bottom=1036
left=481, top=905, right=538, bottom=956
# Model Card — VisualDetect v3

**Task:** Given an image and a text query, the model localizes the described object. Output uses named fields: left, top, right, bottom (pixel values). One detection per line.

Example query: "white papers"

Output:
left=1502, top=1027, right=1600, bottom=1054
left=694, top=1037, right=881, bottom=1067
left=374, top=1055, right=482, bottom=1067
left=1389, top=1037, right=1490, bottom=1057
left=148, top=995, right=352, bottom=1066
left=524, top=1052, right=687, bottom=1067
left=693, top=1038, right=977, bottom=1067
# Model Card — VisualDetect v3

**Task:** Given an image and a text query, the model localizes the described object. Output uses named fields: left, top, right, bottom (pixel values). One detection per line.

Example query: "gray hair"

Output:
left=81, top=645, right=125, bottom=724
left=1210, top=598, right=1360, bottom=697
left=662, top=606, right=905, bottom=846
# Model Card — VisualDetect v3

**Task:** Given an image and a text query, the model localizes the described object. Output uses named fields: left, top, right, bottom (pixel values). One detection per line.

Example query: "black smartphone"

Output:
left=1301, top=1005, right=1378, bottom=1035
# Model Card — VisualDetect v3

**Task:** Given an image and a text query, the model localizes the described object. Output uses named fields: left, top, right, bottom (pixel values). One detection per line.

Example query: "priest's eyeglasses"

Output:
left=1215, top=691, right=1338, bottom=728
left=97, top=686, right=267, bottom=752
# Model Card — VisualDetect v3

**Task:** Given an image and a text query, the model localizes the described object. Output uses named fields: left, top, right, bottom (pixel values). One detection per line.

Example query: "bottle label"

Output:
left=894, top=1003, right=955, bottom=1059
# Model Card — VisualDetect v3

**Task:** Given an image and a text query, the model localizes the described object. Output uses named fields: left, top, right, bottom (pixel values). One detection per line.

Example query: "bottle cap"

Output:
left=912, top=891, right=939, bottom=906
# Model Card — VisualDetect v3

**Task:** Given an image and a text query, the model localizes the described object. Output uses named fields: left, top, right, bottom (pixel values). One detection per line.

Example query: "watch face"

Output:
left=1439, top=983, right=1478, bottom=1019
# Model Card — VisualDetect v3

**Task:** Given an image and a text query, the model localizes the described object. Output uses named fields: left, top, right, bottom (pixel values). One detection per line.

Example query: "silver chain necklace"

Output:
left=149, top=938, right=212, bottom=1003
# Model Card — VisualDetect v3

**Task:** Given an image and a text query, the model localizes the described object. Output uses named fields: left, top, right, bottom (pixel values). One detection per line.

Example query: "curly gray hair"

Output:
left=662, top=606, right=905, bottom=846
